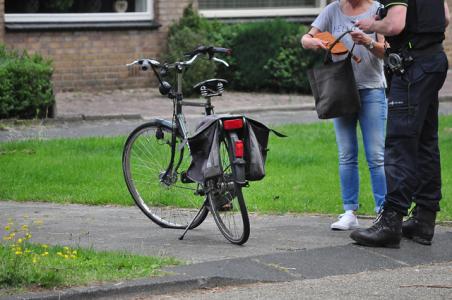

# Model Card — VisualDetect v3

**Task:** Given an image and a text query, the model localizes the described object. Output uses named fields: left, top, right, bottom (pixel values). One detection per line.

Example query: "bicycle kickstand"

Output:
left=179, top=201, right=207, bottom=240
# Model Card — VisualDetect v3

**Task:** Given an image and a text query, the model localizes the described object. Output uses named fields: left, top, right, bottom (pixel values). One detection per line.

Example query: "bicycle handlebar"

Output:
left=126, top=45, right=231, bottom=97
left=184, top=45, right=232, bottom=58
left=126, top=45, right=231, bottom=71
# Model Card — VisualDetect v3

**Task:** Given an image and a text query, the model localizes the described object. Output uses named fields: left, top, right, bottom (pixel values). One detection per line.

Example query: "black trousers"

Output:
left=384, top=51, right=448, bottom=215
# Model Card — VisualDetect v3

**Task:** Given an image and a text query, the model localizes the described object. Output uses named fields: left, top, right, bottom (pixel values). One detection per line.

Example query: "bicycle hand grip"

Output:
left=212, top=47, right=232, bottom=56
left=141, top=60, right=150, bottom=71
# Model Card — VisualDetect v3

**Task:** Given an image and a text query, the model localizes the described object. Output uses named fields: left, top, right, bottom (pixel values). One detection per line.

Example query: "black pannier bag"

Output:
left=186, top=115, right=284, bottom=183
left=245, top=118, right=270, bottom=181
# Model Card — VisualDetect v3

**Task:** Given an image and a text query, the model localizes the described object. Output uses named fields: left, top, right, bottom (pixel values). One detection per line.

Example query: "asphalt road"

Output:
left=138, top=262, right=452, bottom=300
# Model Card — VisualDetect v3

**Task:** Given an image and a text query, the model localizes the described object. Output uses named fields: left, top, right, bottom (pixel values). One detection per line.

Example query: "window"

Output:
left=5, top=0, right=154, bottom=26
left=198, top=0, right=327, bottom=18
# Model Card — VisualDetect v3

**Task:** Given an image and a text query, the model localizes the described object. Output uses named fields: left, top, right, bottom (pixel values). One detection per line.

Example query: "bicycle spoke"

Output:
left=208, top=137, right=249, bottom=244
left=123, top=123, right=207, bottom=229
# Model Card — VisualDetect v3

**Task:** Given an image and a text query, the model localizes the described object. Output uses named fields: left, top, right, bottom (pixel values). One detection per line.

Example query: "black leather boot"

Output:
left=350, top=208, right=403, bottom=248
left=402, top=206, right=436, bottom=245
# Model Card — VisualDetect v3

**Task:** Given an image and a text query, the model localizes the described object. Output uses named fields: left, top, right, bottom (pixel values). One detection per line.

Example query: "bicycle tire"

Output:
left=208, top=133, right=250, bottom=245
left=122, top=121, right=208, bottom=229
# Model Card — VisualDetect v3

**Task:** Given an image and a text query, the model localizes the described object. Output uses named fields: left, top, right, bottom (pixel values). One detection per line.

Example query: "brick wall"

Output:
left=3, top=0, right=193, bottom=92
left=0, top=0, right=4, bottom=43
left=1, top=0, right=451, bottom=91
left=445, top=0, right=452, bottom=65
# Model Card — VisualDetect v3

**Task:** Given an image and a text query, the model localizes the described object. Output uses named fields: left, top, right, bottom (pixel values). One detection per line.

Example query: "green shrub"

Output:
left=166, top=7, right=323, bottom=94
left=264, top=27, right=323, bottom=93
left=227, top=19, right=296, bottom=91
left=165, top=5, right=218, bottom=96
left=0, top=45, right=54, bottom=119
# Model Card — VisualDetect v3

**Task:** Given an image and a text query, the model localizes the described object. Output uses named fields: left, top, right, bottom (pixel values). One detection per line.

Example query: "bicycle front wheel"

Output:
left=123, top=121, right=208, bottom=229
left=208, top=135, right=250, bottom=245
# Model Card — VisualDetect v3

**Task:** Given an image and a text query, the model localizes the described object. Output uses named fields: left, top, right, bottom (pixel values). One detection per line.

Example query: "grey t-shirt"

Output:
left=312, top=0, right=386, bottom=90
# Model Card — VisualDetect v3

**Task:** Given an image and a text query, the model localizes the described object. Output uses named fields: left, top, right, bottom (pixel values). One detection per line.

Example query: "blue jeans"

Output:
left=333, top=88, right=387, bottom=213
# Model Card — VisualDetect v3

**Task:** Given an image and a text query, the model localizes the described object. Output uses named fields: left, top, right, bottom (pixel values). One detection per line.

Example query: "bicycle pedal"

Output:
left=181, top=171, right=194, bottom=183
left=218, top=203, right=233, bottom=212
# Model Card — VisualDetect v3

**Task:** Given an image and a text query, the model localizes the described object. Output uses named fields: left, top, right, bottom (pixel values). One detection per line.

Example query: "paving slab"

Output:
left=0, top=201, right=365, bottom=263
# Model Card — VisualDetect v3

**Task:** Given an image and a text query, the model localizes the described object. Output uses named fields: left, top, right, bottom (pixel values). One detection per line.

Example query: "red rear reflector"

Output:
left=223, top=119, right=243, bottom=130
left=235, top=140, right=244, bottom=158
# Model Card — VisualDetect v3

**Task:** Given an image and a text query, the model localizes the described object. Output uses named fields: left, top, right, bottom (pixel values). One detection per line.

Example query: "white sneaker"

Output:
left=331, top=212, right=360, bottom=230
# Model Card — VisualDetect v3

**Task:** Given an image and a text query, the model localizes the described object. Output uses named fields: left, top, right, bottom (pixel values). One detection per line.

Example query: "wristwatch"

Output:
left=366, top=39, right=375, bottom=50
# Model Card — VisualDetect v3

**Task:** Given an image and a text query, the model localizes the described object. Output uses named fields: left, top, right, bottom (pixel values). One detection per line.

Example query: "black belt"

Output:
left=407, top=43, right=443, bottom=58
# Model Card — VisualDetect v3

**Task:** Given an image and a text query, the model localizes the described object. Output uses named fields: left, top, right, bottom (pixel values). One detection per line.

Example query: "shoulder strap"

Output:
left=270, top=129, right=287, bottom=138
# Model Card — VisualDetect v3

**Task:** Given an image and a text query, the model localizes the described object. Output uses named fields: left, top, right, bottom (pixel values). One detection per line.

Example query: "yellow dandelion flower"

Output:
left=17, top=238, right=23, bottom=244
left=21, top=225, right=28, bottom=231
left=25, top=249, right=32, bottom=254
left=25, top=233, right=32, bottom=240
left=72, top=250, right=77, bottom=255
left=9, top=232, right=15, bottom=238
left=32, top=257, right=38, bottom=264
left=41, top=244, right=48, bottom=249
left=64, top=255, right=69, bottom=259
left=57, top=252, right=63, bottom=256
left=15, top=251, right=22, bottom=255
left=63, top=246, right=69, bottom=251
left=41, top=251, right=49, bottom=256
left=4, top=225, right=10, bottom=231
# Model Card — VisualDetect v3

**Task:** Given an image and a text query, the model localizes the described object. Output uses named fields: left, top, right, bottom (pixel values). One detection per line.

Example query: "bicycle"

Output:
left=122, top=46, right=251, bottom=245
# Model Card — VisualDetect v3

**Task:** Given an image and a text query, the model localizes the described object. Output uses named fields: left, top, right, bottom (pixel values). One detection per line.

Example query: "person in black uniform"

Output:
left=348, top=0, right=450, bottom=248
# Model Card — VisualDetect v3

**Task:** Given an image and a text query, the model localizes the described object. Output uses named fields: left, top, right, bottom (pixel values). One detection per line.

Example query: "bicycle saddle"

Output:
left=193, top=79, right=228, bottom=97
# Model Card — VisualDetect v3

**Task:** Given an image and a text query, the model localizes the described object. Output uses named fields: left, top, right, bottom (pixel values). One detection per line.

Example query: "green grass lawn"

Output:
left=1, top=116, right=451, bottom=220
left=0, top=242, right=179, bottom=293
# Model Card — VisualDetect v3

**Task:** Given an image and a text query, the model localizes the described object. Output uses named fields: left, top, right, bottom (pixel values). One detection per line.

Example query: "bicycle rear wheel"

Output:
left=122, top=121, right=208, bottom=229
left=208, top=134, right=250, bottom=245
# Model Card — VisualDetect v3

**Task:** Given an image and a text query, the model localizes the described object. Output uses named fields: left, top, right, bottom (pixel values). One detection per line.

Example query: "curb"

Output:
left=54, top=113, right=143, bottom=122
left=0, top=114, right=143, bottom=127
left=5, top=276, right=259, bottom=300
left=216, top=103, right=315, bottom=115
left=439, top=95, right=452, bottom=103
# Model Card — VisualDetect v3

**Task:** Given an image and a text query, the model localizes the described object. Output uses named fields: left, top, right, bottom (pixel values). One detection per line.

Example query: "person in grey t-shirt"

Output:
left=301, top=0, right=387, bottom=231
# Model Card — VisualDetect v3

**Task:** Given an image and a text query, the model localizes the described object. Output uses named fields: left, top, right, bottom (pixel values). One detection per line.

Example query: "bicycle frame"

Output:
left=160, top=67, right=215, bottom=186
